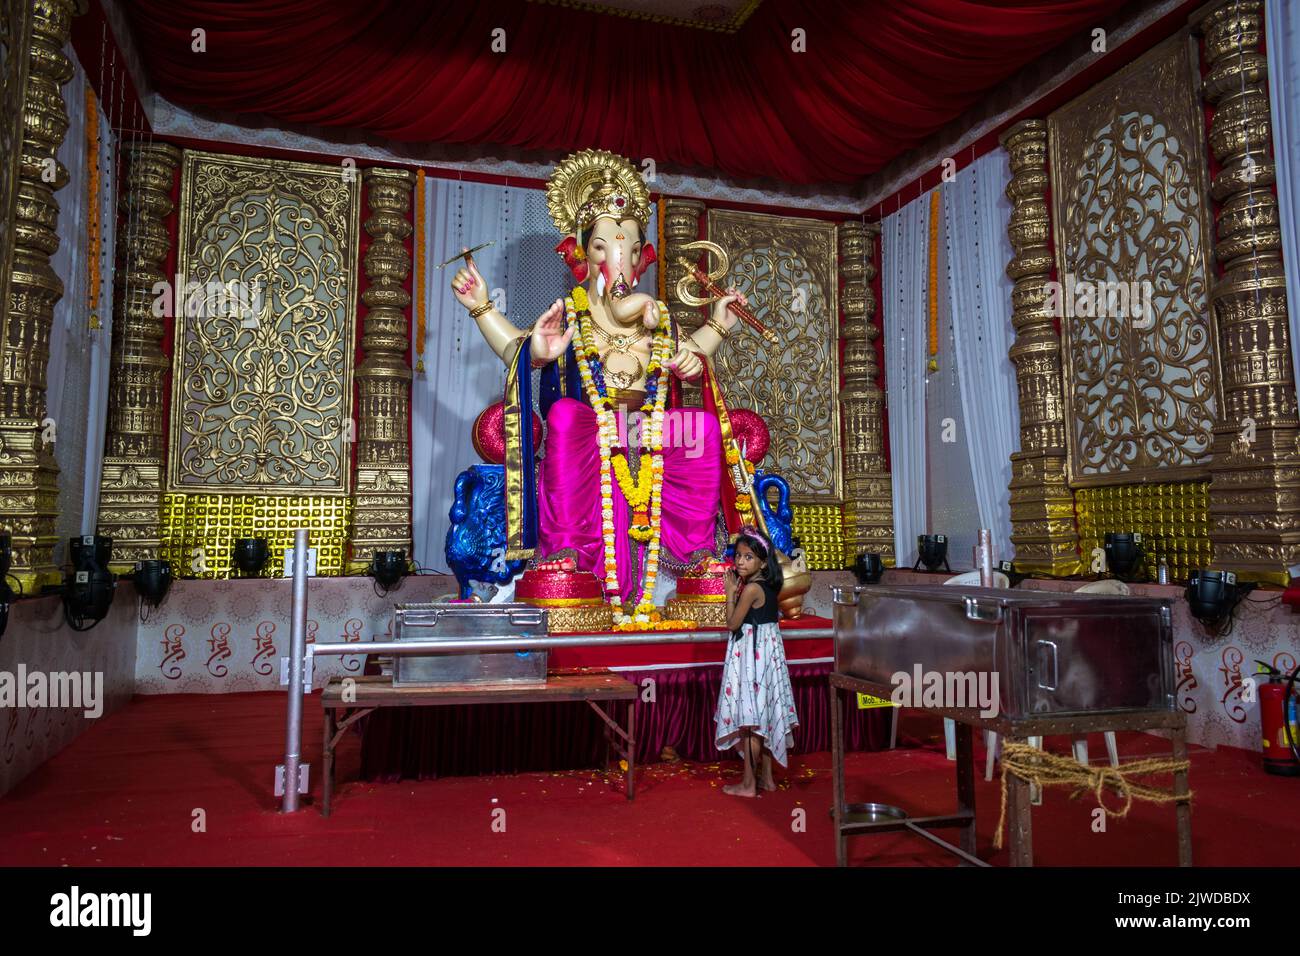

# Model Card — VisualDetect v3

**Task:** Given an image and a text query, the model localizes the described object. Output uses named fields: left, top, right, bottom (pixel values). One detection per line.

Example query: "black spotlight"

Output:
left=915, top=534, right=951, bottom=573
left=63, top=568, right=116, bottom=631
left=1185, top=569, right=1251, bottom=631
left=1104, top=532, right=1143, bottom=581
left=69, top=534, right=113, bottom=573
left=370, top=550, right=408, bottom=591
left=135, top=559, right=173, bottom=609
left=853, top=552, right=884, bottom=585
left=233, top=537, right=269, bottom=577
left=0, top=531, right=11, bottom=581
left=998, top=560, right=1029, bottom=587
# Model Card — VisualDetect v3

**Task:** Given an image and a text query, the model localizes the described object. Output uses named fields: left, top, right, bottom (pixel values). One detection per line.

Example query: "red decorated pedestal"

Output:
left=515, top=568, right=613, bottom=632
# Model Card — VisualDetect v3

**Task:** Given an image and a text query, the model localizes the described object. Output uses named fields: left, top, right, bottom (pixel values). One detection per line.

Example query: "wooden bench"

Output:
left=320, top=671, right=637, bottom=816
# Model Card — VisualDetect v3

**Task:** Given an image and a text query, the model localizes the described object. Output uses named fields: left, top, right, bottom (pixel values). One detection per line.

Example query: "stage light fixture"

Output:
left=370, top=550, right=409, bottom=592
left=62, top=568, right=116, bottom=631
left=233, top=537, right=269, bottom=577
left=135, top=559, right=173, bottom=609
left=915, top=534, right=951, bottom=574
left=1185, top=569, right=1252, bottom=632
left=1104, top=532, right=1143, bottom=581
left=69, top=534, right=113, bottom=573
left=853, top=552, right=884, bottom=585
left=997, top=559, right=1028, bottom=587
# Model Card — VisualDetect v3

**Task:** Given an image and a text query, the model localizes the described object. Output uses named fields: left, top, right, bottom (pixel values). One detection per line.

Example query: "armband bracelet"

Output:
left=468, top=302, right=495, bottom=319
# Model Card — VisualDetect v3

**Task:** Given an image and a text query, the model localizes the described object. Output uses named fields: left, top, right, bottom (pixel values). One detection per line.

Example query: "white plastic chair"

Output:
left=982, top=579, right=1126, bottom=787
left=938, top=571, right=1009, bottom=760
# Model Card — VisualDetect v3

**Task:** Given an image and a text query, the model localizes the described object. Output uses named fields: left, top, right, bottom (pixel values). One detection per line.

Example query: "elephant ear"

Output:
left=554, top=235, right=588, bottom=283
left=633, top=242, right=657, bottom=283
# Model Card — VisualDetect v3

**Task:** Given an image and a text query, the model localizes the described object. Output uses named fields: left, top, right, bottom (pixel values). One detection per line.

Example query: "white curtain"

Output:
left=943, top=152, right=1020, bottom=563
left=1268, top=0, right=1300, bottom=405
left=411, top=179, right=526, bottom=573
left=882, top=193, right=932, bottom=568
left=48, top=47, right=116, bottom=550
left=409, top=177, right=659, bottom=572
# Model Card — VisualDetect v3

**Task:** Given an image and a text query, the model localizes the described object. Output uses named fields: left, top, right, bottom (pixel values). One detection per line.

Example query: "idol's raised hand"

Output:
left=450, top=252, right=489, bottom=310
left=711, top=287, right=745, bottom=332
left=530, top=299, right=576, bottom=363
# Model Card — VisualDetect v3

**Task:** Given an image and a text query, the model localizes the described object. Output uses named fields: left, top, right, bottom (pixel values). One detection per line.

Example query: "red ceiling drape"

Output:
left=121, top=0, right=1131, bottom=184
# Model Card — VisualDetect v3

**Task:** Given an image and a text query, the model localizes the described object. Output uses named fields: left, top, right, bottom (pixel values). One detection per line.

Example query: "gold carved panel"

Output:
left=0, top=0, right=31, bottom=324
left=706, top=210, right=841, bottom=503
left=168, top=150, right=360, bottom=495
left=1049, top=33, right=1220, bottom=487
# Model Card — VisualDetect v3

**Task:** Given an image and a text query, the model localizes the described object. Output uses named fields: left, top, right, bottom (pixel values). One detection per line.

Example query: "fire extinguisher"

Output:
left=1256, top=660, right=1300, bottom=777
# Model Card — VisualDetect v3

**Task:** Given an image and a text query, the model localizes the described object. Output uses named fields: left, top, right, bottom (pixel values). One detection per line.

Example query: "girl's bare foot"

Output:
left=723, top=781, right=758, bottom=797
left=759, top=777, right=777, bottom=792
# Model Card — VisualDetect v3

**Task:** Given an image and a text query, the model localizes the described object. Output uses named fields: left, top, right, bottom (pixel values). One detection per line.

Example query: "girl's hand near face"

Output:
left=724, top=567, right=740, bottom=599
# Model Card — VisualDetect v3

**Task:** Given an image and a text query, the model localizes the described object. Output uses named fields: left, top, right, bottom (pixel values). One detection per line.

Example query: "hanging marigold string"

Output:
left=927, top=188, right=940, bottom=372
left=414, top=168, right=427, bottom=373
left=85, top=85, right=102, bottom=331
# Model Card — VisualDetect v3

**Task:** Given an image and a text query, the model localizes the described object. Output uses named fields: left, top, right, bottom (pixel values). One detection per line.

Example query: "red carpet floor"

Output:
left=1, top=691, right=1296, bottom=867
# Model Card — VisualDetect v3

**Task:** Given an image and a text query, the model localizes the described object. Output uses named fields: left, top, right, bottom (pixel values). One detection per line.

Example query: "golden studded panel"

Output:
left=792, top=504, right=844, bottom=571
left=168, top=150, right=360, bottom=495
left=162, top=493, right=353, bottom=579
left=1075, top=481, right=1211, bottom=584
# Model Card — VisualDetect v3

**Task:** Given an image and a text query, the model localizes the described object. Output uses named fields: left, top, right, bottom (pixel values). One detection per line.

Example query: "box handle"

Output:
left=963, top=596, right=1002, bottom=623
left=831, top=586, right=860, bottom=606
left=1035, top=640, right=1059, bottom=691
left=508, top=609, right=544, bottom=627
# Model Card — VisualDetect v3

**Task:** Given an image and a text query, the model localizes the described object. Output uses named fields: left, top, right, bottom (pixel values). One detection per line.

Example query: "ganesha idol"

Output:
left=449, top=149, right=808, bottom=630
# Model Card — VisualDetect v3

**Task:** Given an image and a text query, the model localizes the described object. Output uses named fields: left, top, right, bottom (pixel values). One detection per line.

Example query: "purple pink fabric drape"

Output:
left=536, top=400, right=723, bottom=602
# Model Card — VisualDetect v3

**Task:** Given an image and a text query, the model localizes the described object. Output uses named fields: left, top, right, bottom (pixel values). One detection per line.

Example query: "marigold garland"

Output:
left=568, top=288, right=694, bottom=630
left=414, top=169, right=427, bottom=373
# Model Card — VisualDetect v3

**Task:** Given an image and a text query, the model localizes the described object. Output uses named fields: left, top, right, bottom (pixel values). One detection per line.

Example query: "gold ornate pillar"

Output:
left=1198, top=1, right=1300, bottom=582
left=1001, top=119, right=1080, bottom=575
left=662, top=197, right=705, bottom=404
left=838, top=220, right=893, bottom=565
left=97, top=143, right=180, bottom=571
left=0, top=0, right=83, bottom=591
left=350, top=167, right=413, bottom=569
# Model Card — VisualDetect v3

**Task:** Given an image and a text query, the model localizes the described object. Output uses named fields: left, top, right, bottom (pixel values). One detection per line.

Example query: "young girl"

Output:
left=715, top=526, right=798, bottom=797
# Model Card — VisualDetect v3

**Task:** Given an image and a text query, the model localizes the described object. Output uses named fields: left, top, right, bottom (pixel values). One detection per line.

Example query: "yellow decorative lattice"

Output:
left=162, top=493, right=353, bottom=579
left=792, top=504, right=845, bottom=570
left=1075, top=481, right=1210, bottom=584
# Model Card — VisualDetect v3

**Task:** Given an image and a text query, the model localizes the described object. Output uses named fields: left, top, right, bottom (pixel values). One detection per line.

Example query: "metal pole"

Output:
left=306, top=627, right=835, bottom=657
left=281, top=528, right=309, bottom=812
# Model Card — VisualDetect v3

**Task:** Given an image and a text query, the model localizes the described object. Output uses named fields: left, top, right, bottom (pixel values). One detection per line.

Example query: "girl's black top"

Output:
left=735, top=579, right=780, bottom=634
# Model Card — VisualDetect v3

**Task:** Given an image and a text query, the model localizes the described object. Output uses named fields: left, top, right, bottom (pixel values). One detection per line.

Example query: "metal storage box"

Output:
left=392, top=602, right=549, bottom=686
left=831, top=585, right=1174, bottom=718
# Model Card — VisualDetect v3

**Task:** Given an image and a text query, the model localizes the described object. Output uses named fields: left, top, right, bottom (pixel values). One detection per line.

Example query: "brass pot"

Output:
left=775, top=549, right=811, bottom=618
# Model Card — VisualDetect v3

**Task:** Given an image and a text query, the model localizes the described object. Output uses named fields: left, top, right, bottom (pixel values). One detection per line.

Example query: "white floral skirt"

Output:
left=714, top=621, right=799, bottom=766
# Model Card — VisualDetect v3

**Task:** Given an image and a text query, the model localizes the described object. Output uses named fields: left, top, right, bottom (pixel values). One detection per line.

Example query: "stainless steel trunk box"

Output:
left=831, top=585, right=1174, bottom=718
left=392, top=603, right=549, bottom=686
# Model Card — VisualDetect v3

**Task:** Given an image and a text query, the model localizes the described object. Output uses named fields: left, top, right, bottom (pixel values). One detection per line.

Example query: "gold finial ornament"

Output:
left=546, top=149, right=651, bottom=236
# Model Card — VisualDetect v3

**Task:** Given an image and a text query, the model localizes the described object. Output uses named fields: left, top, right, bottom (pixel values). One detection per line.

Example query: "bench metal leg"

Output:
left=830, top=681, right=846, bottom=867
left=1172, top=725, right=1193, bottom=866
left=955, top=722, right=977, bottom=859
left=322, top=709, right=335, bottom=817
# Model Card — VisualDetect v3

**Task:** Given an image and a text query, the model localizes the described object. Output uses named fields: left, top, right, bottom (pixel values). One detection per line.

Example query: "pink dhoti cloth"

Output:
left=536, top=398, right=723, bottom=603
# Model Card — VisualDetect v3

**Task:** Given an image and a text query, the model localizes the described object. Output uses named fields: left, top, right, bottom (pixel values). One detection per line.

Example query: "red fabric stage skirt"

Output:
left=358, top=621, right=888, bottom=780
